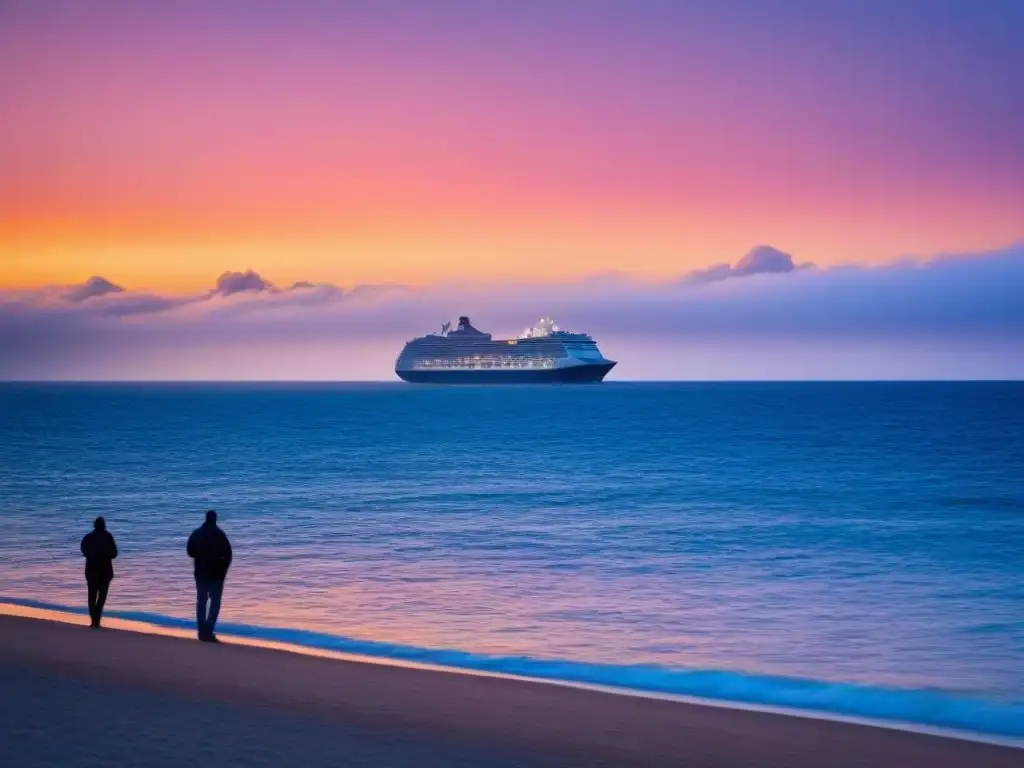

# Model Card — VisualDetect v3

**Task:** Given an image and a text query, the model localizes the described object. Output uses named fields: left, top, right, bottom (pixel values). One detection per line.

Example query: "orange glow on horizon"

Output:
left=3, top=197, right=1022, bottom=292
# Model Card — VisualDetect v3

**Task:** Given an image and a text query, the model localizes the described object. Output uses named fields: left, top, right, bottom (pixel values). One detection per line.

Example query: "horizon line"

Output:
left=2, top=379, right=1022, bottom=385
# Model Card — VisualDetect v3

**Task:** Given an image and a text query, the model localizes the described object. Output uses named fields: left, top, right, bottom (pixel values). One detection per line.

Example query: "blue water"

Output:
left=1, top=382, right=1022, bottom=739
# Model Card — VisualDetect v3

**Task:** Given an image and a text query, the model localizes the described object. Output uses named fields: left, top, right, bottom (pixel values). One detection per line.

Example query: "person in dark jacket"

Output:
left=80, top=516, right=118, bottom=628
left=187, top=509, right=232, bottom=642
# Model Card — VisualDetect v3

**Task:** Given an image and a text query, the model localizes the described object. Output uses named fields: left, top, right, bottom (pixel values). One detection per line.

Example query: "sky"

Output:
left=1, top=0, right=1022, bottom=379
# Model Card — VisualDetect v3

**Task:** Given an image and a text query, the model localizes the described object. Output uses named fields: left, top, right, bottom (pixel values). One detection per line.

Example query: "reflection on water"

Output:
left=1, top=382, right=1022, bottom=735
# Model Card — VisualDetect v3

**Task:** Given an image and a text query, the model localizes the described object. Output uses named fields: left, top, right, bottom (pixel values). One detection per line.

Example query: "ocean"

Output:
left=1, top=382, right=1022, bottom=740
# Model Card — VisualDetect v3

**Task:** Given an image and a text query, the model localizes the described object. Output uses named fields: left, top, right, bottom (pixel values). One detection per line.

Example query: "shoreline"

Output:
left=3, top=600, right=1021, bottom=751
left=2, top=606, right=1021, bottom=767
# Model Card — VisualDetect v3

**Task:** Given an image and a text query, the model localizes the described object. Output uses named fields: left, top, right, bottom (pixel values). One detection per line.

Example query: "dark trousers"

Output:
left=86, top=578, right=111, bottom=626
left=195, top=579, right=224, bottom=637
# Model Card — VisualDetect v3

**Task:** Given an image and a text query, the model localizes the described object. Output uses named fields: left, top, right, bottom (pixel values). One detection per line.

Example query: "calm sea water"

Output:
left=1, top=382, right=1022, bottom=738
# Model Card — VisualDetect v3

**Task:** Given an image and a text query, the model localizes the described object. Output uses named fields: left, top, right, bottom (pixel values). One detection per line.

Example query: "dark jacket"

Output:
left=187, top=522, right=232, bottom=582
left=81, top=530, right=118, bottom=582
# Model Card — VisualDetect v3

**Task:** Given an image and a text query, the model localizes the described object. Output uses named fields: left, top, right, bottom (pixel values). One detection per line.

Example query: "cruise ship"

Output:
left=395, top=317, right=616, bottom=383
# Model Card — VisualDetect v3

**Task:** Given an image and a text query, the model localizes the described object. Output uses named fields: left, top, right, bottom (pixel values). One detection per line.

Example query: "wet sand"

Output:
left=1, top=612, right=1020, bottom=767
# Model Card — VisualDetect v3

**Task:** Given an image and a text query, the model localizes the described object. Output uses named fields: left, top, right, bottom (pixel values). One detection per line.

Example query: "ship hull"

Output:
left=396, top=361, right=615, bottom=384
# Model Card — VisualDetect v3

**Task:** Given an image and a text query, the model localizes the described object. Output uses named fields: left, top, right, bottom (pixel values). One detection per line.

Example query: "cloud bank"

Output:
left=1, top=245, right=1021, bottom=380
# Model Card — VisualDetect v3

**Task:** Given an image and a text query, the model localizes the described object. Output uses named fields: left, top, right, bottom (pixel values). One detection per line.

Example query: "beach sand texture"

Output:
left=1, top=613, right=1020, bottom=767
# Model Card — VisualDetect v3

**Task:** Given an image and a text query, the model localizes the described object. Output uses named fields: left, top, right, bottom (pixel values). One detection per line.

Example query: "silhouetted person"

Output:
left=187, top=510, right=232, bottom=642
left=80, top=516, right=117, bottom=628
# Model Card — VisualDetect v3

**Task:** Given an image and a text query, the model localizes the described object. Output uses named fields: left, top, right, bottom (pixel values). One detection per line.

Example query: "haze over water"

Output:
left=1, top=382, right=1022, bottom=738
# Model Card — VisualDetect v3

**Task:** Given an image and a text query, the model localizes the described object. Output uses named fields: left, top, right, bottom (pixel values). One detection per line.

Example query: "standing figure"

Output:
left=187, top=509, right=232, bottom=643
left=80, top=516, right=118, bottom=628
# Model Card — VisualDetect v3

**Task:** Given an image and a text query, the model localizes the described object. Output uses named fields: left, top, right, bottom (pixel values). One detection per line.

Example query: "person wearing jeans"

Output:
left=195, top=579, right=224, bottom=638
left=186, top=509, right=232, bottom=642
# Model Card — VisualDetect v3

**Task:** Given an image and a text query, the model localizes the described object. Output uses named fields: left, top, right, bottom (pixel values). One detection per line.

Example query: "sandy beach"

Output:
left=1, top=611, right=1020, bottom=767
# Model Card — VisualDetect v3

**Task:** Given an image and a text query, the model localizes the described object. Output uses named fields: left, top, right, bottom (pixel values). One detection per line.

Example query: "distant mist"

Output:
left=2, top=245, right=1022, bottom=380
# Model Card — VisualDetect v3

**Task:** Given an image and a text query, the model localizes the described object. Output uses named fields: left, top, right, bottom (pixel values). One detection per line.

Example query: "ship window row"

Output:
left=412, top=356, right=558, bottom=370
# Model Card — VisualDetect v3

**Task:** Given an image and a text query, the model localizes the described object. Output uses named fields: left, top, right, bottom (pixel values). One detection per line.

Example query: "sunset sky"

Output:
left=1, top=1, right=1022, bottom=379
left=4, top=0, right=1023, bottom=289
